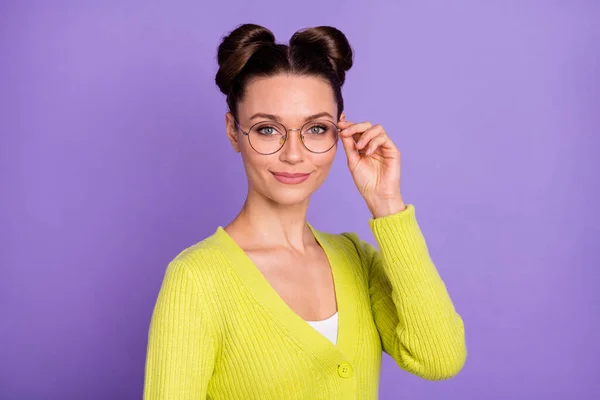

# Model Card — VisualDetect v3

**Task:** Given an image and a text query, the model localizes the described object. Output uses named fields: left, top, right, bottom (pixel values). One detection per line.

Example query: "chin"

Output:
left=266, top=187, right=313, bottom=206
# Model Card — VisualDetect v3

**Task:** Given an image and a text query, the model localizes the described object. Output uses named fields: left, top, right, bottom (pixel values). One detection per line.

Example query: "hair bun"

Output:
left=289, top=26, right=353, bottom=86
left=216, top=24, right=276, bottom=95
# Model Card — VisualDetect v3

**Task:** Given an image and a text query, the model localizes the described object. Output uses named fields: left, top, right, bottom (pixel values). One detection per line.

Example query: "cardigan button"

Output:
left=337, top=363, right=353, bottom=378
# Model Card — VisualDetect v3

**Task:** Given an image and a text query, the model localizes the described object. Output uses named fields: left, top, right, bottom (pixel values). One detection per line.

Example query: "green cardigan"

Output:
left=144, top=204, right=467, bottom=399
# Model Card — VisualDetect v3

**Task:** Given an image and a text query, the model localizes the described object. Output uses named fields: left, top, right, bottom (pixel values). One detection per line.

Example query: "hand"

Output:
left=338, top=119, right=406, bottom=218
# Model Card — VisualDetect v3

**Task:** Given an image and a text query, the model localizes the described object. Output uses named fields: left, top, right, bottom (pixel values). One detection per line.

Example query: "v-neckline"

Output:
left=212, top=222, right=359, bottom=363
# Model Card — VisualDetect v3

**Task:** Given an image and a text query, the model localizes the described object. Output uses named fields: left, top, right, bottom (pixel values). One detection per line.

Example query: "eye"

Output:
left=257, top=125, right=279, bottom=135
left=307, top=125, right=327, bottom=134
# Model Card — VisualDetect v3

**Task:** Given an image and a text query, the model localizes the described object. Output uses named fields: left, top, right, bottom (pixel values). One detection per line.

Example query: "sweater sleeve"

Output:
left=143, top=260, right=217, bottom=399
left=348, top=204, right=467, bottom=380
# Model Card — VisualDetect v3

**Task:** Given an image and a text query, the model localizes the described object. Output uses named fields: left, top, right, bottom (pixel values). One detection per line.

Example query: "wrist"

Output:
left=369, top=196, right=407, bottom=218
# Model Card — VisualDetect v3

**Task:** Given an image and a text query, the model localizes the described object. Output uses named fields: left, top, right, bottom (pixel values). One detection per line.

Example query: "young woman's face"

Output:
left=226, top=74, right=343, bottom=206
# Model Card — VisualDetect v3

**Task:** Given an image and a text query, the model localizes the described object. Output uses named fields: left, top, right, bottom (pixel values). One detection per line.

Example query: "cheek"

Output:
left=312, top=150, right=337, bottom=171
left=240, top=149, right=275, bottom=179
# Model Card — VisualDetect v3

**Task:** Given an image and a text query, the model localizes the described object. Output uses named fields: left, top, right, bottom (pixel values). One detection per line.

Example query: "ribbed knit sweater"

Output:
left=143, top=204, right=467, bottom=399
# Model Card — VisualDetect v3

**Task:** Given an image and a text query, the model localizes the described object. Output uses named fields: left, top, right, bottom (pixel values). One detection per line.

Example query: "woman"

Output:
left=143, top=24, right=466, bottom=399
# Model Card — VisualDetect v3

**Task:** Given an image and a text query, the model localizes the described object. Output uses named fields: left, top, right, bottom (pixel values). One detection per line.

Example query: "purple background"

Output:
left=1, top=1, right=599, bottom=399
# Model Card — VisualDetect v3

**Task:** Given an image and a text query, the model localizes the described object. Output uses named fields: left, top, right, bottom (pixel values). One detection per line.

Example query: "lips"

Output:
left=271, top=172, right=310, bottom=178
left=270, top=171, right=312, bottom=184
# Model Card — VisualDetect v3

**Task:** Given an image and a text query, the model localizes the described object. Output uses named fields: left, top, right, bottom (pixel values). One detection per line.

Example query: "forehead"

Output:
left=238, top=75, right=337, bottom=121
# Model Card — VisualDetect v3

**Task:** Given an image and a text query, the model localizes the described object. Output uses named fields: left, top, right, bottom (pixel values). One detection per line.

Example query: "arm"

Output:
left=143, top=260, right=218, bottom=399
left=348, top=204, right=467, bottom=380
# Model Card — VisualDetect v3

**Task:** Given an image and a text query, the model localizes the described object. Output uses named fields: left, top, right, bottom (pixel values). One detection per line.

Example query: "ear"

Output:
left=225, top=112, right=241, bottom=153
left=339, top=112, right=347, bottom=123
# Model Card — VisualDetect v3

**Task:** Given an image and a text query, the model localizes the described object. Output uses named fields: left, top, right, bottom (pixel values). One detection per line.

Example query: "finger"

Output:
left=365, top=134, right=387, bottom=155
left=337, top=120, right=353, bottom=135
left=340, top=133, right=360, bottom=167
left=366, top=133, right=398, bottom=155
left=338, top=121, right=373, bottom=141
left=337, top=120, right=352, bottom=128
left=338, top=120, right=363, bottom=144
left=355, top=125, right=385, bottom=150
left=338, top=120, right=372, bottom=137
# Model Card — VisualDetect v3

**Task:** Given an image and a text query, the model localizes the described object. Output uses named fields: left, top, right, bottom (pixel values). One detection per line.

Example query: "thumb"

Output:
left=340, top=134, right=360, bottom=169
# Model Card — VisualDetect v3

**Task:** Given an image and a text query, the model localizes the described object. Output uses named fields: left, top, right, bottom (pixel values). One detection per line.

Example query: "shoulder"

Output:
left=172, top=230, right=223, bottom=264
left=162, top=228, right=231, bottom=289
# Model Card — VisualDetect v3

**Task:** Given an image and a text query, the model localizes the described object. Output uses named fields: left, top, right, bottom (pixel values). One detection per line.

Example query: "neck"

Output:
left=227, top=188, right=314, bottom=251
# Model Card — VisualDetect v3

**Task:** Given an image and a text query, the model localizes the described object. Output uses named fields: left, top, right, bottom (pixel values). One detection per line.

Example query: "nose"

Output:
left=279, top=129, right=305, bottom=163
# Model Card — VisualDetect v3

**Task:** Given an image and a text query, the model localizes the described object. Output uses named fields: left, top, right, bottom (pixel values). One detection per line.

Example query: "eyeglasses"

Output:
left=234, top=118, right=339, bottom=155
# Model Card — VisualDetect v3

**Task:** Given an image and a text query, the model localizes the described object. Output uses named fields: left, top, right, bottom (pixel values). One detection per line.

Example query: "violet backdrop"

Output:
left=1, top=1, right=599, bottom=399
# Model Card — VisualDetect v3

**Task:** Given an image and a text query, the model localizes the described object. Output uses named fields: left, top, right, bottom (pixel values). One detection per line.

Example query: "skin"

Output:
left=223, top=74, right=406, bottom=321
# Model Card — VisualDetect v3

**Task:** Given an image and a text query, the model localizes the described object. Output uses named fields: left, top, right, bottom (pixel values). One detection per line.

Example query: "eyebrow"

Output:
left=248, top=112, right=335, bottom=122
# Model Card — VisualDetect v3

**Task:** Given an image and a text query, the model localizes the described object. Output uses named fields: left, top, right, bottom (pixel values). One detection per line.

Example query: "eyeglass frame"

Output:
left=233, top=118, right=340, bottom=155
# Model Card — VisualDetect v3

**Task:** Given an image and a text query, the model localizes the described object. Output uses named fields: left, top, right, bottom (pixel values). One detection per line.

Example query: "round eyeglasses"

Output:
left=234, top=119, right=339, bottom=155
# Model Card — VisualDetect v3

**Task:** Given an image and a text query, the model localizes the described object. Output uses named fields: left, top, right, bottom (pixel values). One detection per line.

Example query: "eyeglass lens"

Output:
left=247, top=120, right=338, bottom=154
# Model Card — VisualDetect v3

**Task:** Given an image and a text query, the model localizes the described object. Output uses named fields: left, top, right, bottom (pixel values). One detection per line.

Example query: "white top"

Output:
left=305, top=312, right=338, bottom=345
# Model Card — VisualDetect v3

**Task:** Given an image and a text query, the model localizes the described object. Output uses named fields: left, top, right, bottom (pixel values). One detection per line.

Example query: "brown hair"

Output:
left=215, top=24, right=354, bottom=119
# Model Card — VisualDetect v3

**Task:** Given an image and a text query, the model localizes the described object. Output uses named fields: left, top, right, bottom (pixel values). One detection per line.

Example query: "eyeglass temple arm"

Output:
left=233, top=119, right=250, bottom=136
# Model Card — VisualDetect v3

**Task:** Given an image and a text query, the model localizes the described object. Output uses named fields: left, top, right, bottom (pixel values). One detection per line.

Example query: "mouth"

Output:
left=270, top=171, right=312, bottom=185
